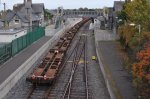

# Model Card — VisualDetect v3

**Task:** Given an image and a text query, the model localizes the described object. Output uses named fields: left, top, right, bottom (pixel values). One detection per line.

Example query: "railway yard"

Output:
left=4, top=19, right=110, bottom=99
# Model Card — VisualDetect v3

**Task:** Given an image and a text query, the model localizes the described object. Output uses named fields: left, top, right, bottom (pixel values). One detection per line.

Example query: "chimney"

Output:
left=13, top=5, right=18, bottom=12
left=27, top=0, right=32, bottom=4
left=24, top=0, right=26, bottom=4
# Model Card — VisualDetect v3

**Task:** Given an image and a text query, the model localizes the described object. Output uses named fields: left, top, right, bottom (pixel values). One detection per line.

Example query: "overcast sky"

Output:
left=0, top=0, right=124, bottom=10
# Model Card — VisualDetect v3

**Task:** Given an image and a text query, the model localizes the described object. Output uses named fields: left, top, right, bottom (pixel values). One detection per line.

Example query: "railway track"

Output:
left=25, top=33, right=83, bottom=99
left=62, top=34, right=89, bottom=99
left=26, top=85, right=49, bottom=99
left=25, top=39, right=80, bottom=99
left=25, top=34, right=85, bottom=99
left=4, top=19, right=111, bottom=99
left=46, top=29, right=91, bottom=99
left=24, top=19, right=90, bottom=99
left=43, top=36, right=82, bottom=99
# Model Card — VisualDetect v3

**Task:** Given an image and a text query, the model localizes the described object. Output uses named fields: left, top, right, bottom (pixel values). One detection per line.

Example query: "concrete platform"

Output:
left=0, top=36, right=51, bottom=85
left=0, top=36, right=51, bottom=99
left=95, top=29, right=139, bottom=99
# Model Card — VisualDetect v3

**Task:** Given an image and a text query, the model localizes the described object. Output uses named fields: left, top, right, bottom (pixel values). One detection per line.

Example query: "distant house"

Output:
left=113, top=1, right=124, bottom=12
left=2, top=0, right=45, bottom=28
left=113, top=1, right=125, bottom=28
left=113, top=1, right=124, bottom=18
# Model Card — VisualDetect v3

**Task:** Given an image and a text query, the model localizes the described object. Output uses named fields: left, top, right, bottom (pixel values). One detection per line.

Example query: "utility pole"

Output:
left=1, top=1, right=7, bottom=30
left=3, top=2, right=6, bottom=30
left=29, top=11, right=32, bottom=30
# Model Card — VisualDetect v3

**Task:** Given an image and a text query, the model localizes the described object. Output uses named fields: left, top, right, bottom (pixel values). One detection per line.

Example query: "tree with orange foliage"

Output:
left=133, top=41, right=150, bottom=82
left=132, top=41, right=150, bottom=98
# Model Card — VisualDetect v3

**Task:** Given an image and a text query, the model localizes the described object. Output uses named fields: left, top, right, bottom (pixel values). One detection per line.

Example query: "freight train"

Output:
left=26, top=18, right=89, bottom=84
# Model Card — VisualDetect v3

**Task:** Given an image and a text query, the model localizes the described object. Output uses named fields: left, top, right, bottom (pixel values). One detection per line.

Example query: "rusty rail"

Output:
left=61, top=35, right=89, bottom=99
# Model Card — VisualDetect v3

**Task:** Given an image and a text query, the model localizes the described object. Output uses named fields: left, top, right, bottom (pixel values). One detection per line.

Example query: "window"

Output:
left=15, top=20, right=19, bottom=24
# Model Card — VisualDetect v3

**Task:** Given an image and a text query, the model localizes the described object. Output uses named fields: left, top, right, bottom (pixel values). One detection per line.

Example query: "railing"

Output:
left=0, top=26, right=45, bottom=65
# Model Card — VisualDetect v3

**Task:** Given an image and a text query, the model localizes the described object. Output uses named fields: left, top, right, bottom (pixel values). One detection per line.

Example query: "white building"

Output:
left=0, top=29, right=27, bottom=43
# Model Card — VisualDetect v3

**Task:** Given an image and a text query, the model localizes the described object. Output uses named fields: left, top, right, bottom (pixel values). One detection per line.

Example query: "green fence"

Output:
left=0, top=43, right=12, bottom=65
left=0, top=26, right=45, bottom=65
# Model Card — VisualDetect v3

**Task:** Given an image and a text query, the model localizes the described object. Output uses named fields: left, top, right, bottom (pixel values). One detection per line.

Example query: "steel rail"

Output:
left=43, top=37, right=82, bottom=99
left=84, top=35, right=89, bottom=99
left=25, top=85, right=36, bottom=99
left=62, top=36, right=86, bottom=99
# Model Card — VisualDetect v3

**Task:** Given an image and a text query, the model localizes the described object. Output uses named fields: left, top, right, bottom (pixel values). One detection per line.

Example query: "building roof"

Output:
left=32, top=3, right=45, bottom=13
left=15, top=3, right=44, bottom=14
left=1, top=11, right=27, bottom=22
left=3, top=11, right=16, bottom=22
left=2, top=1, right=44, bottom=23
left=16, top=12, right=29, bottom=22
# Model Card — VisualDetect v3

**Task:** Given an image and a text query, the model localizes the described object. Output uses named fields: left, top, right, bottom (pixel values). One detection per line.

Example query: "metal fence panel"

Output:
left=12, top=40, right=18, bottom=55
left=0, top=26, right=45, bottom=65
left=0, top=43, right=12, bottom=65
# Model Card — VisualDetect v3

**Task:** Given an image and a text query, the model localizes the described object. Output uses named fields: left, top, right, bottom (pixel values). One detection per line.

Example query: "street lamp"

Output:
left=129, top=23, right=141, bottom=35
